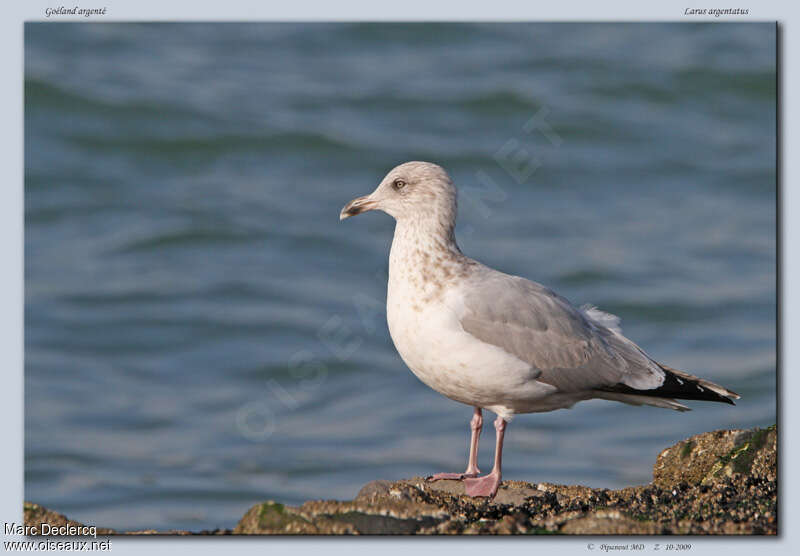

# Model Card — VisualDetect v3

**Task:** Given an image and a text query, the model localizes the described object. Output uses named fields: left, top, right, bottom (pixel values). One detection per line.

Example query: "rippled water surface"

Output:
left=25, top=23, right=776, bottom=531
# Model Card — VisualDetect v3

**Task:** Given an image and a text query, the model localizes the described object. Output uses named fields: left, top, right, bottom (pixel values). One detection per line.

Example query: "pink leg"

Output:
left=463, top=416, right=507, bottom=498
left=428, top=408, right=483, bottom=481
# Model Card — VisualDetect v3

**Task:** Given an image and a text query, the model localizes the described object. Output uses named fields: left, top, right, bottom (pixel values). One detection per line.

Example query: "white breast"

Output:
left=386, top=246, right=554, bottom=415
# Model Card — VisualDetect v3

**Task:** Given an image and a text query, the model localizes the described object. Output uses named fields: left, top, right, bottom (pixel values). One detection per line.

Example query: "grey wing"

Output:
left=458, top=270, right=665, bottom=393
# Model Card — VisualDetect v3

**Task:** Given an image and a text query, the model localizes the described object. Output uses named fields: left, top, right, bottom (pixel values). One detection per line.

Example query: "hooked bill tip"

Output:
left=339, top=205, right=360, bottom=220
left=340, top=196, right=373, bottom=220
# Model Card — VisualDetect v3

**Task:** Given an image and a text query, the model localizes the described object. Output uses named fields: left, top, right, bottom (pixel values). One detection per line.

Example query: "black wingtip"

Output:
left=598, top=364, right=740, bottom=406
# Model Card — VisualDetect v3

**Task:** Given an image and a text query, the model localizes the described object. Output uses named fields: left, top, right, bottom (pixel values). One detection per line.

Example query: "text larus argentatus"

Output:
left=340, top=161, right=740, bottom=498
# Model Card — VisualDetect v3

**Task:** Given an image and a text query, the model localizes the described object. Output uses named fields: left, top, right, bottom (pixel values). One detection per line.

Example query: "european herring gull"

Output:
left=340, top=161, right=739, bottom=498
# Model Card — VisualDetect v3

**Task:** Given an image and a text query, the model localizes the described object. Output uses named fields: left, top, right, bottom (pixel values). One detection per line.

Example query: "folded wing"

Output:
left=457, top=269, right=738, bottom=408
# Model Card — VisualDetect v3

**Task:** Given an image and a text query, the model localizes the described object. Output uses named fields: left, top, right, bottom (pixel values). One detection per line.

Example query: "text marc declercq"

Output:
left=5, top=522, right=98, bottom=537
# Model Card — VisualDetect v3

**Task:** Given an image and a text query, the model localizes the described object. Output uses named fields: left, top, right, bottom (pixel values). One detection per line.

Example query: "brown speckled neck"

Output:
left=389, top=213, right=477, bottom=303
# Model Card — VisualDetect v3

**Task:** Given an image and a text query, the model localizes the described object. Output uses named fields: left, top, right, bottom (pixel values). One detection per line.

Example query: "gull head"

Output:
left=340, top=161, right=457, bottom=223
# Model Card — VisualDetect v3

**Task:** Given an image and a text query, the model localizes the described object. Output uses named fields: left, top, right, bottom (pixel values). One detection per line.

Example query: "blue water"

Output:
left=25, top=23, right=776, bottom=532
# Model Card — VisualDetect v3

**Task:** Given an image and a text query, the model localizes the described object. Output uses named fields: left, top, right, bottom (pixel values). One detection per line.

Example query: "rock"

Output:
left=560, top=511, right=661, bottom=535
left=22, top=502, right=231, bottom=535
left=653, top=425, right=776, bottom=488
left=234, top=485, right=450, bottom=534
left=23, top=503, right=116, bottom=536
left=355, top=479, right=394, bottom=502
left=231, top=424, right=777, bottom=535
left=24, top=425, right=777, bottom=535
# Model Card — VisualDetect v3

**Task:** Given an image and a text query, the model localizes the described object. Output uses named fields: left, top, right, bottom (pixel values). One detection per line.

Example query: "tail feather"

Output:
left=597, top=363, right=740, bottom=406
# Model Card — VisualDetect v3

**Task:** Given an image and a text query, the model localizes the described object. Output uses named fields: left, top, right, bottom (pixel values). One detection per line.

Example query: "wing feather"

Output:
left=457, top=271, right=665, bottom=393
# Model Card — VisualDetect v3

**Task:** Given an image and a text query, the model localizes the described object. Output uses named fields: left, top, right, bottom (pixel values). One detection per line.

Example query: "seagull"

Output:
left=340, top=161, right=740, bottom=499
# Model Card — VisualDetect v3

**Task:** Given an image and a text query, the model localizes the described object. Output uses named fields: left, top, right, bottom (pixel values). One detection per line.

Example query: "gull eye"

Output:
left=392, top=179, right=406, bottom=191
